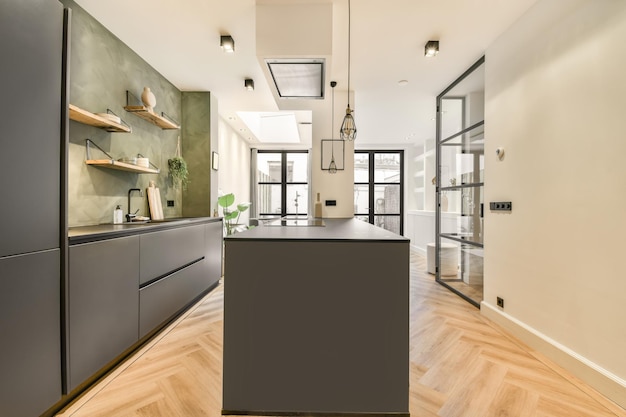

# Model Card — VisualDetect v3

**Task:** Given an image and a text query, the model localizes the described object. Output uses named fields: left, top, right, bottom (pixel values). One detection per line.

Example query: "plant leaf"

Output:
left=237, top=202, right=251, bottom=212
left=225, top=211, right=239, bottom=220
left=218, top=193, right=235, bottom=208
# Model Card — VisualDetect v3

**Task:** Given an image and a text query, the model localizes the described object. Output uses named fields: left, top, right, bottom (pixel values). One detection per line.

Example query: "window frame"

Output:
left=354, top=150, right=404, bottom=235
left=256, top=150, right=309, bottom=218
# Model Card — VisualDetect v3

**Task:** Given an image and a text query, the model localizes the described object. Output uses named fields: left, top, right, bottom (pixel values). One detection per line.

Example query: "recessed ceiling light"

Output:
left=398, top=80, right=409, bottom=86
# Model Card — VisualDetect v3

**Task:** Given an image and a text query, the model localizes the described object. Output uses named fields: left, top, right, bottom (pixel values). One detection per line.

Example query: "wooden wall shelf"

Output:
left=124, top=106, right=180, bottom=130
left=84, top=139, right=160, bottom=174
left=69, top=104, right=131, bottom=133
left=85, top=159, right=160, bottom=174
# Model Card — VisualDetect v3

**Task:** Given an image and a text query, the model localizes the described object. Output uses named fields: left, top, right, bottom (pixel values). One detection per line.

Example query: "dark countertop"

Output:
left=69, top=217, right=222, bottom=245
left=225, top=217, right=408, bottom=242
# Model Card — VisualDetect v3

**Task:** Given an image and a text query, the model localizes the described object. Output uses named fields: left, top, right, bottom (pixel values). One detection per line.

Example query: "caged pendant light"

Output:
left=329, top=81, right=338, bottom=174
left=340, top=0, right=357, bottom=141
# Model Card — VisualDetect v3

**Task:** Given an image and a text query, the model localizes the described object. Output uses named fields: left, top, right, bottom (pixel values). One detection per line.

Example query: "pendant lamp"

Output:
left=329, top=81, right=338, bottom=174
left=340, top=0, right=357, bottom=141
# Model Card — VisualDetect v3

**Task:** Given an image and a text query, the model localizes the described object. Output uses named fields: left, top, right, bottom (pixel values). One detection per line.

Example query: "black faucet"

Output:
left=127, top=188, right=143, bottom=222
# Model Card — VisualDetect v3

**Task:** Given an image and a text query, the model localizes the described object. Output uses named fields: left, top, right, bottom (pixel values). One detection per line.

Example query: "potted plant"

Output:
left=168, top=137, right=189, bottom=189
left=168, top=156, right=189, bottom=189
left=218, top=193, right=251, bottom=235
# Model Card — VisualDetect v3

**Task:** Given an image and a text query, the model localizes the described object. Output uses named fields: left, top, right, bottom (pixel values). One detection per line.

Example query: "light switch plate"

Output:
left=490, top=201, right=512, bottom=211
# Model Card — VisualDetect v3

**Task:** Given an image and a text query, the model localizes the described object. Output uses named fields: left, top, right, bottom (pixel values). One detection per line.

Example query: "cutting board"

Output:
left=147, top=184, right=164, bottom=220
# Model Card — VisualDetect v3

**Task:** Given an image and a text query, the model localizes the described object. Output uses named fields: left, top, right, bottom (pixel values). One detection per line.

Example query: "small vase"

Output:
left=441, top=194, right=448, bottom=212
left=141, top=87, right=156, bottom=113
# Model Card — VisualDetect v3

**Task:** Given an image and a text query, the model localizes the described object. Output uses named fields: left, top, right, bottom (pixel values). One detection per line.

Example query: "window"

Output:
left=255, top=150, right=309, bottom=218
left=354, top=151, right=404, bottom=235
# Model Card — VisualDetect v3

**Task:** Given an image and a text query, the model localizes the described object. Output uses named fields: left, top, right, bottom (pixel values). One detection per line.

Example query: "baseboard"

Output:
left=481, top=302, right=626, bottom=411
left=222, top=411, right=409, bottom=417
left=410, top=244, right=426, bottom=256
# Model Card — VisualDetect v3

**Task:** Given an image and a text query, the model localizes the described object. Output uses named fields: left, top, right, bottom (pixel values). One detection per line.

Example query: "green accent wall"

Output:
left=62, top=0, right=185, bottom=226
left=181, top=92, right=213, bottom=217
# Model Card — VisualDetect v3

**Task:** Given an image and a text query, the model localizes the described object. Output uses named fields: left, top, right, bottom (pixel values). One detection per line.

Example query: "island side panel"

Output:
left=223, top=239, right=409, bottom=415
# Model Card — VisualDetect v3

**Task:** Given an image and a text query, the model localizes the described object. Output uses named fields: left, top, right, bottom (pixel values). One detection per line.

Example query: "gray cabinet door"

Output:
left=0, top=250, right=61, bottom=417
left=68, top=236, right=139, bottom=392
left=204, top=220, right=223, bottom=288
left=0, top=0, right=62, bottom=257
left=139, top=225, right=205, bottom=284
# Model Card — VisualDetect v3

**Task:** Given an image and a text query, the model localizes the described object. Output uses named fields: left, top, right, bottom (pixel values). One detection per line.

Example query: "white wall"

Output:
left=217, top=117, right=251, bottom=225
left=312, top=90, right=355, bottom=218
left=483, top=0, right=626, bottom=406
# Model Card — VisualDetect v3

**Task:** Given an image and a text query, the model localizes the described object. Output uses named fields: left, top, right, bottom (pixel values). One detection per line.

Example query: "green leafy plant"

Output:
left=168, top=156, right=189, bottom=189
left=218, top=193, right=251, bottom=235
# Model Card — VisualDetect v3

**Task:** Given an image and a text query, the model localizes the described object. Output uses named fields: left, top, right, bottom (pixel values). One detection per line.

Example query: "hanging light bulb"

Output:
left=340, top=0, right=357, bottom=141
left=329, top=155, right=338, bottom=173
left=329, top=81, right=338, bottom=174
left=340, top=105, right=356, bottom=140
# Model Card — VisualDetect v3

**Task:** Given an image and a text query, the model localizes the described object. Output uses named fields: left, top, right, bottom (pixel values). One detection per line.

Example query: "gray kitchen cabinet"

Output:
left=139, top=224, right=205, bottom=284
left=68, top=236, right=139, bottom=392
left=139, top=260, right=206, bottom=337
left=0, top=0, right=66, bottom=415
left=65, top=219, right=222, bottom=396
left=0, top=250, right=62, bottom=417
left=0, top=0, right=63, bottom=258
left=204, top=220, right=223, bottom=287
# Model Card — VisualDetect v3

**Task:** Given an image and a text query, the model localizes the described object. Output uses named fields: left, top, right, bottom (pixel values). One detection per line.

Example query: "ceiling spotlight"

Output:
left=220, top=35, right=235, bottom=53
left=244, top=79, right=254, bottom=91
left=424, top=40, right=439, bottom=57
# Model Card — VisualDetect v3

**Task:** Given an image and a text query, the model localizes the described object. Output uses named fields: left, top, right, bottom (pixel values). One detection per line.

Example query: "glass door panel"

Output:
left=257, top=153, right=282, bottom=182
left=354, top=151, right=404, bottom=235
left=436, top=57, right=485, bottom=308
left=354, top=185, right=369, bottom=214
left=439, top=188, right=484, bottom=246
left=256, top=150, right=309, bottom=219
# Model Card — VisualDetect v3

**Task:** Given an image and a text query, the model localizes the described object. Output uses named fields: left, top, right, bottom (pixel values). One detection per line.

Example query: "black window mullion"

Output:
left=281, top=152, right=287, bottom=216
left=368, top=151, right=375, bottom=224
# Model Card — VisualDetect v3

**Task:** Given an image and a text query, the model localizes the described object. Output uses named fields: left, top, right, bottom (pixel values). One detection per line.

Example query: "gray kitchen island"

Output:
left=222, top=218, right=409, bottom=416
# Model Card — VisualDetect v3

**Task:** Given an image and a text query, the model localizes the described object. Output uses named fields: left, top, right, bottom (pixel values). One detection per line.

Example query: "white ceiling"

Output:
left=73, top=0, right=539, bottom=148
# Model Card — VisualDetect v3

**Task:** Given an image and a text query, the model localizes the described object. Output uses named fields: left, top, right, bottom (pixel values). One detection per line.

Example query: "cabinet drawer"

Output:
left=140, top=224, right=204, bottom=284
left=139, top=260, right=209, bottom=337
left=68, top=236, right=139, bottom=391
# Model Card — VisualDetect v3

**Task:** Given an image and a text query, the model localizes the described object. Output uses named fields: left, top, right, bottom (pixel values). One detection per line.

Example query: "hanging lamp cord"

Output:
left=347, top=0, right=351, bottom=108
left=331, top=83, right=335, bottom=160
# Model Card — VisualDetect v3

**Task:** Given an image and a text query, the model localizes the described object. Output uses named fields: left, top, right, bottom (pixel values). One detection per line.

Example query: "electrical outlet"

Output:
left=490, top=201, right=512, bottom=212
left=497, top=297, right=504, bottom=308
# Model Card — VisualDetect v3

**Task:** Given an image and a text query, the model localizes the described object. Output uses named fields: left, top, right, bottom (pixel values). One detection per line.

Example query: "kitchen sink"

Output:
left=115, top=217, right=195, bottom=227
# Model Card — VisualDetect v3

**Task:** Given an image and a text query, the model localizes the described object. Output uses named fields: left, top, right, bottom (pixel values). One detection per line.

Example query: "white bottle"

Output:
left=113, top=205, right=123, bottom=224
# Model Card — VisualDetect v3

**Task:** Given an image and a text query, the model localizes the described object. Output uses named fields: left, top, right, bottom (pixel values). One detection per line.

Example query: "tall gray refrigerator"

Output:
left=0, top=0, right=67, bottom=415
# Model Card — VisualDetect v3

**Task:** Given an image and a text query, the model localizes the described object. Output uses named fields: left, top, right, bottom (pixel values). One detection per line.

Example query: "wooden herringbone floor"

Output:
left=56, top=252, right=625, bottom=417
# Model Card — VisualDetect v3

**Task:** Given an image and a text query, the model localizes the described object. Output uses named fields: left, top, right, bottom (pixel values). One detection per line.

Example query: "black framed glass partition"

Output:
left=255, top=150, right=310, bottom=219
left=354, top=150, right=404, bottom=235
left=435, top=57, right=485, bottom=307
